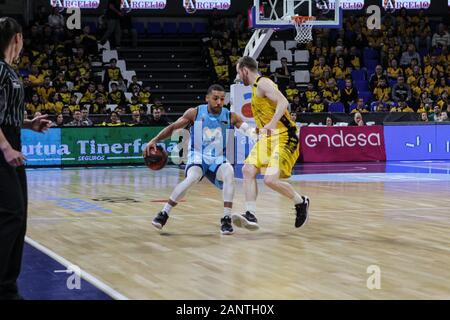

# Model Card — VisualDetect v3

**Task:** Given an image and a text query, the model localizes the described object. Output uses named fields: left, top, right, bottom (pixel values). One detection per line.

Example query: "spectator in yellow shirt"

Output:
left=66, top=62, right=78, bottom=82
left=391, top=101, right=414, bottom=112
left=311, top=56, right=330, bottom=81
left=433, top=77, right=450, bottom=97
left=348, top=46, right=361, bottom=70
left=57, top=84, right=72, bottom=105
left=26, top=93, right=44, bottom=114
left=67, top=95, right=81, bottom=113
left=128, top=95, right=143, bottom=113
left=53, top=71, right=67, bottom=90
left=412, top=77, right=431, bottom=99
left=404, top=58, right=420, bottom=78
left=36, top=76, right=56, bottom=103
left=317, top=68, right=334, bottom=90
left=332, top=57, right=351, bottom=80
left=28, top=65, right=45, bottom=87
left=108, top=82, right=126, bottom=106
left=387, top=59, right=403, bottom=80
left=406, top=65, right=422, bottom=87
left=424, top=56, right=444, bottom=77
left=43, top=93, right=64, bottom=114
left=426, top=68, right=440, bottom=88
left=139, top=86, right=152, bottom=104
left=309, top=94, right=326, bottom=113
left=436, top=92, right=449, bottom=110
left=104, top=58, right=123, bottom=84
left=417, top=91, right=433, bottom=112
left=373, top=78, right=392, bottom=103
left=303, top=82, right=318, bottom=105
left=214, top=56, right=229, bottom=85
left=285, top=81, right=299, bottom=102
left=310, top=47, right=323, bottom=66
left=96, top=84, right=108, bottom=102
left=351, top=98, right=369, bottom=113
left=80, top=83, right=97, bottom=106
left=322, top=79, right=340, bottom=105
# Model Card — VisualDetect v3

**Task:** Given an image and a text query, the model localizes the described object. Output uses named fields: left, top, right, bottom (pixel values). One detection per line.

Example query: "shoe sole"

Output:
left=231, top=214, right=259, bottom=231
left=221, top=229, right=234, bottom=235
left=152, top=221, right=163, bottom=230
left=296, top=197, right=310, bottom=229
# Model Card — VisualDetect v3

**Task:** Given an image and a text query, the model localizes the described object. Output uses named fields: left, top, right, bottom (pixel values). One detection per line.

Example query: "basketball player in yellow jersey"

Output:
left=232, top=56, right=309, bottom=230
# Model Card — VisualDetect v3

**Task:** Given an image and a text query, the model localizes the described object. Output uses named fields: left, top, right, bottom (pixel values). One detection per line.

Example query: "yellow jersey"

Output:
left=251, top=76, right=296, bottom=133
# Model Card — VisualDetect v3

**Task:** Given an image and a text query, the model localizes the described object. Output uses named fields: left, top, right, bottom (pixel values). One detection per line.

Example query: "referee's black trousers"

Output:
left=0, top=149, right=27, bottom=299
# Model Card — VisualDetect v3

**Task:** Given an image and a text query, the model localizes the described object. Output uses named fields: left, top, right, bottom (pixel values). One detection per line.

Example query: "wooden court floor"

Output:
left=25, top=166, right=450, bottom=299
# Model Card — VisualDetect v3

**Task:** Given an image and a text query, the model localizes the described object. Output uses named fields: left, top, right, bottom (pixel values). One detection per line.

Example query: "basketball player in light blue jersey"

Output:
left=144, top=84, right=257, bottom=234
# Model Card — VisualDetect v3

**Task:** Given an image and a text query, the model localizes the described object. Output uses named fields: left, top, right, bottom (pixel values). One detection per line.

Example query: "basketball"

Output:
left=144, top=146, right=168, bottom=171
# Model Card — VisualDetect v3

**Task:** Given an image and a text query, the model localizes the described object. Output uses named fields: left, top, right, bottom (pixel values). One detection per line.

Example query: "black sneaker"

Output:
left=231, top=211, right=259, bottom=230
left=295, top=196, right=310, bottom=228
left=152, top=211, right=169, bottom=229
left=220, top=216, right=234, bottom=235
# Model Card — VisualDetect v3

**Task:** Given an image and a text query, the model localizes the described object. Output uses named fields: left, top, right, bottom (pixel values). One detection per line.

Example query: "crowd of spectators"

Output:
left=208, top=8, right=449, bottom=122
left=16, top=5, right=166, bottom=127
left=15, top=5, right=450, bottom=128
left=289, top=9, right=449, bottom=121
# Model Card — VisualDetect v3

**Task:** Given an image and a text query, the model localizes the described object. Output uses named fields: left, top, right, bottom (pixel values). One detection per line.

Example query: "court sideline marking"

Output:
left=25, top=237, right=129, bottom=300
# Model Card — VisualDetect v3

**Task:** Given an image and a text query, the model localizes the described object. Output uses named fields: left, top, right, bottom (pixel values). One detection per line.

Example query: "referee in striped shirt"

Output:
left=0, top=17, right=52, bottom=300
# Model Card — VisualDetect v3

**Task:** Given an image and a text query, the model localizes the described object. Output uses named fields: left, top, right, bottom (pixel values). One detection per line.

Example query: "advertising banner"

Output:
left=381, top=0, right=431, bottom=10
left=184, top=0, right=231, bottom=11
left=230, top=84, right=254, bottom=123
left=22, top=128, right=62, bottom=166
left=384, top=124, right=450, bottom=161
left=22, top=127, right=179, bottom=166
left=50, top=0, right=167, bottom=9
left=329, top=0, right=365, bottom=10
left=300, top=125, right=386, bottom=162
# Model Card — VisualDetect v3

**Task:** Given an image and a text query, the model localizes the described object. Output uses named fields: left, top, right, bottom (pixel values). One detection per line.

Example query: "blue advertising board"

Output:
left=21, top=128, right=62, bottom=166
left=384, top=124, right=450, bottom=161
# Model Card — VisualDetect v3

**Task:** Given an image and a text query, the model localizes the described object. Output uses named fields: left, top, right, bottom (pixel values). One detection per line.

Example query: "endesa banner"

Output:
left=300, top=125, right=386, bottom=162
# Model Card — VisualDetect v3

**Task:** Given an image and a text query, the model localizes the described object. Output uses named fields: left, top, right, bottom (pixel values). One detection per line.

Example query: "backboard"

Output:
left=251, top=0, right=342, bottom=29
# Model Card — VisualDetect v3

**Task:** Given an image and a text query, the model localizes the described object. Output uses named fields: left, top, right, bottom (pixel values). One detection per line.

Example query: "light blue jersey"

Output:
left=186, top=104, right=231, bottom=189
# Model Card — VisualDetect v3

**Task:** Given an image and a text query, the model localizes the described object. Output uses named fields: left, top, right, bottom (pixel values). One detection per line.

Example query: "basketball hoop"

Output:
left=291, top=16, right=316, bottom=44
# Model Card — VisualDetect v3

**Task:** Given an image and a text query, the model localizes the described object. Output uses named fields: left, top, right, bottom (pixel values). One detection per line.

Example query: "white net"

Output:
left=292, top=16, right=316, bottom=44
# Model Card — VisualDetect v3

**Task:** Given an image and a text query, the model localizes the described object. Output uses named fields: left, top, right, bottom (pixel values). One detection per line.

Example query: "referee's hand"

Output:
left=31, top=114, right=52, bottom=133
left=2, top=147, right=26, bottom=167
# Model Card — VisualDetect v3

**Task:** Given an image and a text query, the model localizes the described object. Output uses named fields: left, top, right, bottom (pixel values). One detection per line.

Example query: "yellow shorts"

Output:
left=244, top=130, right=299, bottom=178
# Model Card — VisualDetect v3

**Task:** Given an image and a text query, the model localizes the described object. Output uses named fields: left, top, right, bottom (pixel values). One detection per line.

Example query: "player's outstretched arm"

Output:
left=144, top=107, right=196, bottom=157
left=230, top=112, right=257, bottom=140
left=258, top=78, right=289, bottom=132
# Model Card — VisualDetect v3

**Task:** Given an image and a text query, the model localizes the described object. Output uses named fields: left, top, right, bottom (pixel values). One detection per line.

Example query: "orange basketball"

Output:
left=144, top=146, right=168, bottom=171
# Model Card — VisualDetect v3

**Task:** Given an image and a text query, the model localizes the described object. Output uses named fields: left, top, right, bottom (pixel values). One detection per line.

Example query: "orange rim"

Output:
left=291, top=16, right=316, bottom=24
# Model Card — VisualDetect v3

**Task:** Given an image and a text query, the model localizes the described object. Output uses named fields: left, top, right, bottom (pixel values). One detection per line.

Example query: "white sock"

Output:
left=163, top=202, right=173, bottom=215
left=245, top=201, right=256, bottom=214
left=224, top=207, right=231, bottom=217
left=293, top=193, right=304, bottom=205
